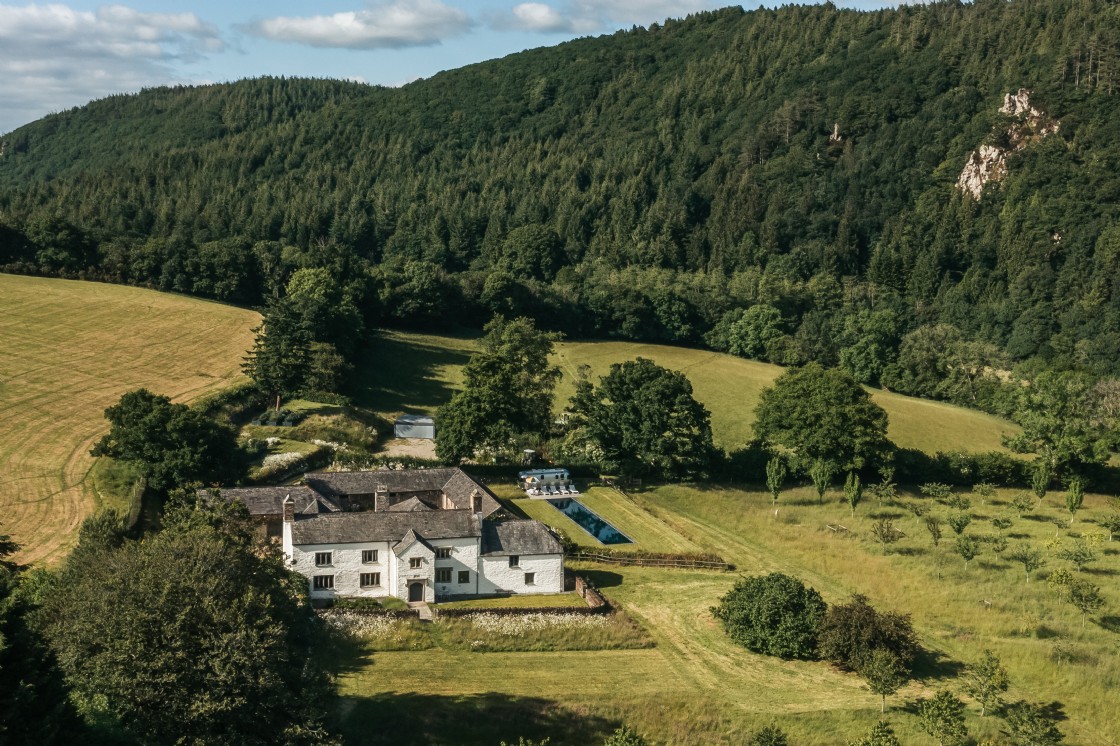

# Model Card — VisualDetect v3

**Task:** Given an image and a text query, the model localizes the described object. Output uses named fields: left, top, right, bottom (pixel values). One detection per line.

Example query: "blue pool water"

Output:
left=547, top=498, right=633, bottom=545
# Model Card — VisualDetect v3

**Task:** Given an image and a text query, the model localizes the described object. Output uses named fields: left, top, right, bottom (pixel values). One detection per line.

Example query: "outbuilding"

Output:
left=394, top=414, right=436, bottom=440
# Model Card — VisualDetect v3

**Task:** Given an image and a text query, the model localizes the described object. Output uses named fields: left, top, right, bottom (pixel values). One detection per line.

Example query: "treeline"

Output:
left=2, top=1, right=1120, bottom=395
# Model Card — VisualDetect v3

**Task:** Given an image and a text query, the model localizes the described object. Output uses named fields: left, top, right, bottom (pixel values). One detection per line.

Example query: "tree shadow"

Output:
left=1007, top=532, right=1031, bottom=540
left=334, top=691, right=621, bottom=745
left=1095, top=615, right=1120, bottom=634
left=350, top=332, right=473, bottom=413
left=578, top=569, right=625, bottom=589
left=1082, top=566, right=1118, bottom=577
left=911, top=648, right=965, bottom=682
left=892, top=546, right=926, bottom=557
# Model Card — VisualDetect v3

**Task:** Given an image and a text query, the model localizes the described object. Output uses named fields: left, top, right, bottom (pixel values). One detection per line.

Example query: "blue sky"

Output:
left=0, top=1, right=900, bottom=134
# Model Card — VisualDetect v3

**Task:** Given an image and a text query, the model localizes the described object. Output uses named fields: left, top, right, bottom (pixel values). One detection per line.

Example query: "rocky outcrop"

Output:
left=956, top=89, right=1059, bottom=199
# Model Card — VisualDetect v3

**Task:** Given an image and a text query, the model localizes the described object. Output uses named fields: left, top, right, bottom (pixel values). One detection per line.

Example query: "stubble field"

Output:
left=0, top=274, right=257, bottom=564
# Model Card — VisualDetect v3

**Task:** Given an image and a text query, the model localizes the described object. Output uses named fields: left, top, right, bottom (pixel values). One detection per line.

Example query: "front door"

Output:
left=408, top=581, right=424, bottom=602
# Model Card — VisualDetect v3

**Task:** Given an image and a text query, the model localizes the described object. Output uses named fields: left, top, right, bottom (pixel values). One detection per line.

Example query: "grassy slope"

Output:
left=359, top=331, right=1018, bottom=454
left=336, top=480, right=1120, bottom=745
left=0, top=274, right=257, bottom=564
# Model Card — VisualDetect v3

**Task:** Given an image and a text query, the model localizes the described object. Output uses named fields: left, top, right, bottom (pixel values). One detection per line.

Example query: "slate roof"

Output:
left=204, top=486, right=339, bottom=517
left=481, top=520, right=564, bottom=557
left=290, top=509, right=481, bottom=546
left=387, top=496, right=433, bottom=512
left=304, top=468, right=501, bottom=517
left=393, top=528, right=435, bottom=556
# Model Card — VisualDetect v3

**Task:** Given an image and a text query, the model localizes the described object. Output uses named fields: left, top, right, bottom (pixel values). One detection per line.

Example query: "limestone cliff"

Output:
left=956, top=89, right=1059, bottom=199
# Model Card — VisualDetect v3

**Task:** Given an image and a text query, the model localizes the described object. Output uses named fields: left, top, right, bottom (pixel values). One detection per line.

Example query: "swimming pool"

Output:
left=547, top=498, right=633, bottom=545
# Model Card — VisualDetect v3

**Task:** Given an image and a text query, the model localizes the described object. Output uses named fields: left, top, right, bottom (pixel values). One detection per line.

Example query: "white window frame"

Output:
left=435, top=547, right=452, bottom=559
left=409, top=557, right=423, bottom=569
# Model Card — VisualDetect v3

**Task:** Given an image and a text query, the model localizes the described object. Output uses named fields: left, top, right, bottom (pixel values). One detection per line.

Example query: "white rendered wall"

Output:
left=428, top=536, right=481, bottom=599
left=290, top=540, right=393, bottom=600
left=478, top=554, right=564, bottom=595
left=394, top=541, right=435, bottom=603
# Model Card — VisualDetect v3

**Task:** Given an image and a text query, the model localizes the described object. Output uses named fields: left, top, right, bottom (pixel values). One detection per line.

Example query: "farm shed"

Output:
left=394, top=414, right=436, bottom=439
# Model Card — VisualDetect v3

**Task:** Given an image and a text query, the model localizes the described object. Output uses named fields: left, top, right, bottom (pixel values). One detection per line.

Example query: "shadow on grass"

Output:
left=1095, top=615, right=1120, bottom=634
left=351, top=331, right=473, bottom=414
left=891, top=546, right=926, bottom=557
left=1082, top=566, right=1118, bottom=577
left=578, top=569, right=625, bottom=589
left=912, top=647, right=965, bottom=682
left=335, top=692, right=621, bottom=745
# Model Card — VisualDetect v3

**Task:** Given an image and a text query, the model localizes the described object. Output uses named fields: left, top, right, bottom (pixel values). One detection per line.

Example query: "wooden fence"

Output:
left=568, top=551, right=733, bottom=571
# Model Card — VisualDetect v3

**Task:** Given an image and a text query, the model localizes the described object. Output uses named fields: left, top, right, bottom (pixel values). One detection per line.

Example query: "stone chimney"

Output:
left=282, top=494, right=295, bottom=523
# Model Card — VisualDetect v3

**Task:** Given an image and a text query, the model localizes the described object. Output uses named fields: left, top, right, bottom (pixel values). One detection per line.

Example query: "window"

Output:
left=360, top=572, right=381, bottom=588
left=458, top=570, right=470, bottom=584
left=435, top=547, right=452, bottom=559
left=435, top=568, right=451, bottom=583
left=508, top=555, right=520, bottom=568
left=409, top=557, right=423, bottom=569
left=361, top=549, right=378, bottom=564
left=312, top=575, right=334, bottom=590
left=524, top=572, right=535, bottom=585
left=314, top=552, right=332, bottom=566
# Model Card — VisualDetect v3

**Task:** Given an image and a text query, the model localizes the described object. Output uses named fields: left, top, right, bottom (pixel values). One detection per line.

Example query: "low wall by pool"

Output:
left=547, top=498, right=633, bottom=545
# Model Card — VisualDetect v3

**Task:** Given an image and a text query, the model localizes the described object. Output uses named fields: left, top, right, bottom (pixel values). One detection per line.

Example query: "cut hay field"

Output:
left=0, top=274, right=258, bottom=564
left=360, top=331, right=1019, bottom=454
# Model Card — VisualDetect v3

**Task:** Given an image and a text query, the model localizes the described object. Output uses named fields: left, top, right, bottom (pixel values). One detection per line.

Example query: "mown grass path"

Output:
left=0, top=275, right=257, bottom=564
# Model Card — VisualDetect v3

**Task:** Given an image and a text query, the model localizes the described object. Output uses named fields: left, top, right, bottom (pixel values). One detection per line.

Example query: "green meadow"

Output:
left=361, top=331, right=1019, bottom=454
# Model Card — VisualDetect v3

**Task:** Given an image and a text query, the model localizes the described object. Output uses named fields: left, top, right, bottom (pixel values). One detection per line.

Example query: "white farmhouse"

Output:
left=217, top=468, right=564, bottom=603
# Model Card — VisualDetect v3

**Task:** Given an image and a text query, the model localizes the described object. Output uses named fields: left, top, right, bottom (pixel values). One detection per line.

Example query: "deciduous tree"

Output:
left=90, top=388, right=242, bottom=491
left=754, top=363, right=891, bottom=472
left=1003, top=701, right=1065, bottom=745
left=918, top=690, right=968, bottom=746
left=961, top=649, right=1009, bottom=717
left=713, top=573, right=826, bottom=660
left=863, top=649, right=907, bottom=713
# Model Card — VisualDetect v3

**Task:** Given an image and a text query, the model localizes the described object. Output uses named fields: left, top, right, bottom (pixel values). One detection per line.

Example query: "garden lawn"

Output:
left=0, top=274, right=257, bottom=564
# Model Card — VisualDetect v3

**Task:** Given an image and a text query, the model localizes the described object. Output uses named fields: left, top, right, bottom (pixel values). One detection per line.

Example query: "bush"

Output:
left=817, top=595, right=921, bottom=674
left=712, top=573, right=826, bottom=659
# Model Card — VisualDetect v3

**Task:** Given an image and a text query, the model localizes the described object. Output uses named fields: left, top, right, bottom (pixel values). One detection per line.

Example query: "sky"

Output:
left=0, top=0, right=901, bottom=134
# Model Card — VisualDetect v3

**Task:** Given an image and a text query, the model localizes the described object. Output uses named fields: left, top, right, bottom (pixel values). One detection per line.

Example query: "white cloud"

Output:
left=503, top=0, right=719, bottom=34
left=0, top=3, right=223, bottom=133
left=245, top=0, right=472, bottom=50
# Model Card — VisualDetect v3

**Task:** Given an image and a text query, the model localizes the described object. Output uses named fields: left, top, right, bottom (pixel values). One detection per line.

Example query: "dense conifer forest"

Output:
left=2, top=0, right=1120, bottom=409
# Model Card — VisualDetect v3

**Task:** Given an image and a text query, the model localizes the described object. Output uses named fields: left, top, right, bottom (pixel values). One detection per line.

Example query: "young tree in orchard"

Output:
left=36, top=499, right=334, bottom=744
left=766, top=457, right=787, bottom=511
left=925, top=515, right=943, bottom=547
left=90, top=389, right=242, bottom=491
left=1069, top=579, right=1105, bottom=627
left=955, top=536, right=980, bottom=569
left=849, top=721, right=902, bottom=746
left=571, top=358, right=715, bottom=479
left=871, top=519, right=904, bottom=553
left=748, top=725, right=789, bottom=746
left=863, top=649, right=907, bottom=713
left=1011, top=492, right=1035, bottom=519
left=962, top=650, right=1010, bottom=717
left=1005, top=544, right=1045, bottom=583
left=1100, top=512, right=1120, bottom=542
left=1064, top=479, right=1084, bottom=525
left=918, top=690, right=968, bottom=746
left=713, top=573, right=826, bottom=659
left=844, top=472, right=862, bottom=516
left=1003, top=701, right=1065, bottom=745
left=809, top=459, right=836, bottom=504
left=436, top=316, right=561, bottom=463
left=754, top=363, right=891, bottom=472
left=601, top=725, right=647, bottom=746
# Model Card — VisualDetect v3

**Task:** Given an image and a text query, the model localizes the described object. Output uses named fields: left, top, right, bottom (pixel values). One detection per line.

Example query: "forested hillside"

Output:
left=2, top=0, right=1120, bottom=402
